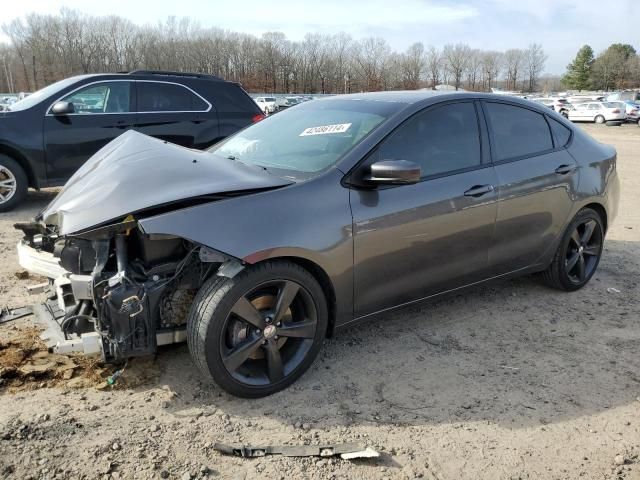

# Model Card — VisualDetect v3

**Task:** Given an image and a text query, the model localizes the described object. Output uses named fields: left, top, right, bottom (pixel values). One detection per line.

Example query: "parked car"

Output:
left=276, top=96, right=302, bottom=110
left=606, top=91, right=640, bottom=103
left=568, top=101, right=626, bottom=123
left=531, top=97, right=571, bottom=117
left=0, top=70, right=264, bottom=212
left=620, top=101, right=640, bottom=125
left=16, top=91, right=619, bottom=397
left=254, top=96, right=278, bottom=114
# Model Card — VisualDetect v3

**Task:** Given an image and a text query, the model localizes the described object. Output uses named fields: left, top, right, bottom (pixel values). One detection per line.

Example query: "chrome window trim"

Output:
left=45, top=79, right=213, bottom=116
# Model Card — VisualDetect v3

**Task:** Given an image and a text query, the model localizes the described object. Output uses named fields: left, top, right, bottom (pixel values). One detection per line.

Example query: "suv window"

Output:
left=59, top=82, right=132, bottom=114
left=548, top=117, right=571, bottom=148
left=378, top=102, right=481, bottom=178
left=484, top=102, right=553, bottom=161
left=137, top=82, right=208, bottom=112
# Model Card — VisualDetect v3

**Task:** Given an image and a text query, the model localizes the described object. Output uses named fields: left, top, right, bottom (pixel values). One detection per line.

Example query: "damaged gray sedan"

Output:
left=16, top=91, right=619, bottom=397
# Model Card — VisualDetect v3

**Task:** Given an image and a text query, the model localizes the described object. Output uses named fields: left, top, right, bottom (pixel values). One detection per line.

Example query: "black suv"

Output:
left=0, top=70, right=264, bottom=211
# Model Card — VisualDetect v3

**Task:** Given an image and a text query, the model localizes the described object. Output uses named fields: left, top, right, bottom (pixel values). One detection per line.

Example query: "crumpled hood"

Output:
left=41, top=130, right=293, bottom=235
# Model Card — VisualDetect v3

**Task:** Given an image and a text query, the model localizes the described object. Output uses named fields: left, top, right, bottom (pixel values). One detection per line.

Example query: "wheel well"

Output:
left=279, top=256, right=337, bottom=338
left=0, top=145, right=36, bottom=188
left=583, top=203, right=608, bottom=232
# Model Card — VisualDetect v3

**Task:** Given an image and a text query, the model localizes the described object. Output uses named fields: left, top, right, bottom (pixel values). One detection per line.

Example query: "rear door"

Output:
left=43, top=80, right=134, bottom=182
left=482, top=101, right=578, bottom=275
left=134, top=80, right=216, bottom=148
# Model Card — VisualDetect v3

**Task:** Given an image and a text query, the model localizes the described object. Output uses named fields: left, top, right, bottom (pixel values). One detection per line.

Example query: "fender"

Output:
left=138, top=168, right=355, bottom=327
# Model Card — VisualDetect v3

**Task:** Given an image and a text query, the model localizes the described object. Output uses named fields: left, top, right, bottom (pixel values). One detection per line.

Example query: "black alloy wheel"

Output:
left=541, top=208, right=604, bottom=291
left=188, top=260, right=327, bottom=397
left=564, top=218, right=602, bottom=284
left=221, top=279, right=318, bottom=386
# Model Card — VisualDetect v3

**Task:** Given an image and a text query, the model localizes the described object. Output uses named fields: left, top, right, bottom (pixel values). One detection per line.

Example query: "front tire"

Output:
left=187, top=260, right=328, bottom=397
left=0, top=155, right=28, bottom=213
left=541, top=208, right=604, bottom=291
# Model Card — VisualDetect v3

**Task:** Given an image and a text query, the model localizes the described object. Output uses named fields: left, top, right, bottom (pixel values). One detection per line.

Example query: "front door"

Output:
left=351, top=101, right=499, bottom=318
left=43, top=81, right=134, bottom=182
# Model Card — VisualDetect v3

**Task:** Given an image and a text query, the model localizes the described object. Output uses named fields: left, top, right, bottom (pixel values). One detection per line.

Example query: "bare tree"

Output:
left=525, top=43, right=547, bottom=92
left=425, top=46, right=441, bottom=90
left=443, top=43, right=471, bottom=90
left=503, top=48, right=525, bottom=91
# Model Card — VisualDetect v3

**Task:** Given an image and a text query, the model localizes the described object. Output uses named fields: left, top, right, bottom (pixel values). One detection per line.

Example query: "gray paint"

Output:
left=40, top=130, right=292, bottom=235
left=43, top=91, right=619, bottom=330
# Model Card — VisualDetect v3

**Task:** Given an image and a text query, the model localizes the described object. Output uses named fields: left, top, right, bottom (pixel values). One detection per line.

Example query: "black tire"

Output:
left=0, top=154, right=28, bottom=213
left=541, top=208, right=604, bottom=291
left=187, top=260, right=328, bottom=397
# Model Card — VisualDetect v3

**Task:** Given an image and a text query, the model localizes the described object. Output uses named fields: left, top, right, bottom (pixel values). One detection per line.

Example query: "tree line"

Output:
left=562, top=43, right=640, bottom=91
left=0, top=9, right=551, bottom=94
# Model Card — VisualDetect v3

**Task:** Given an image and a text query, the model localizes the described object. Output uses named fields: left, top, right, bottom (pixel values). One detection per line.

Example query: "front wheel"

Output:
left=0, top=155, right=28, bottom=213
left=187, top=260, right=328, bottom=397
left=541, top=208, right=604, bottom=291
left=594, top=115, right=605, bottom=124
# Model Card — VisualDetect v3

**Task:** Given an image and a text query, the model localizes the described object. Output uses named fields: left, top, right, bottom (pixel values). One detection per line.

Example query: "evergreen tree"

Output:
left=562, top=45, right=594, bottom=90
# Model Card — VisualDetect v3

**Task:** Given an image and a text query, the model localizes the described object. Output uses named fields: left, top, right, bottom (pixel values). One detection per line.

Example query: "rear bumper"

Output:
left=17, top=241, right=66, bottom=279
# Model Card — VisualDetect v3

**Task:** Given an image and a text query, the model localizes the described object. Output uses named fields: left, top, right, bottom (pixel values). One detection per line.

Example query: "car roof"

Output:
left=316, top=90, right=553, bottom=109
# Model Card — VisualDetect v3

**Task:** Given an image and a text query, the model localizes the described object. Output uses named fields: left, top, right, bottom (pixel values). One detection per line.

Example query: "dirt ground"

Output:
left=1, top=123, right=639, bottom=480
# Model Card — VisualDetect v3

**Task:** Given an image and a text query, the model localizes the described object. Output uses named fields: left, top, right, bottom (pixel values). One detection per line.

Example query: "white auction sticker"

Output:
left=299, top=123, right=352, bottom=136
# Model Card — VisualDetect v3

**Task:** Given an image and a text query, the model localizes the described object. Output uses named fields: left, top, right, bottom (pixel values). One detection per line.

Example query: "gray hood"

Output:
left=41, top=130, right=292, bottom=235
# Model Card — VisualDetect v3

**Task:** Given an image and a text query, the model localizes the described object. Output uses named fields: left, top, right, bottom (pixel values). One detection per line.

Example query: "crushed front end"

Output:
left=15, top=217, right=238, bottom=362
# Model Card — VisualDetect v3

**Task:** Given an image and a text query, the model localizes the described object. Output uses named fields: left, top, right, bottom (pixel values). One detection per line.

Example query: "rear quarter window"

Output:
left=484, top=102, right=553, bottom=161
left=548, top=117, right=572, bottom=148
left=210, top=84, right=261, bottom=113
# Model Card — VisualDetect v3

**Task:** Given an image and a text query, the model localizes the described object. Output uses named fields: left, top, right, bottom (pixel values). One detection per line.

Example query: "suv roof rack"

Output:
left=128, top=70, right=223, bottom=81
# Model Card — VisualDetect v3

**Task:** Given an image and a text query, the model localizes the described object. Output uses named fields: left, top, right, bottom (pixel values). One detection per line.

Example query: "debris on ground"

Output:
left=14, top=271, right=30, bottom=280
left=0, top=306, right=32, bottom=325
left=214, top=442, right=380, bottom=459
left=0, top=326, right=159, bottom=392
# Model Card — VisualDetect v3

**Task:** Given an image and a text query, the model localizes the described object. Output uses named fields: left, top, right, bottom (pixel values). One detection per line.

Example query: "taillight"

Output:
left=252, top=113, right=265, bottom=123
left=611, top=109, right=621, bottom=113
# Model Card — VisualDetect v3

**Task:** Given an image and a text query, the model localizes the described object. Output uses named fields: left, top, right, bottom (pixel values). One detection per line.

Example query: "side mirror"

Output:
left=365, top=160, right=421, bottom=185
left=51, top=101, right=75, bottom=115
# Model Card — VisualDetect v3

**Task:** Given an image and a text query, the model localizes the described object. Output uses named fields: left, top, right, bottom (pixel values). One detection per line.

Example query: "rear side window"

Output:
left=548, top=118, right=572, bottom=148
left=484, top=103, right=553, bottom=161
left=211, top=84, right=261, bottom=113
left=137, top=82, right=209, bottom=112
left=378, top=102, right=481, bottom=178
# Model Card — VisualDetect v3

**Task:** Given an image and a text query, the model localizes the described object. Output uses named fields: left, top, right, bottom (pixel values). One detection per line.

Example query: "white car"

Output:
left=531, top=97, right=571, bottom=117
left=568, top=102, right=626, bottom=124
left=254, top=96, right=278, bottom=114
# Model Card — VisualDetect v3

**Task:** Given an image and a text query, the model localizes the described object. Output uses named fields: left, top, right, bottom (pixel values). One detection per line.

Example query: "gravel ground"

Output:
left=1, top=123, right=639, bottom=480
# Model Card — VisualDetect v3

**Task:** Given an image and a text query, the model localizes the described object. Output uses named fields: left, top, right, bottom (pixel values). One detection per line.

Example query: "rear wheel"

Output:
left=594, top=115, right=605, bottom=124
left=0, top=155, right=28, bottom=213
left=541, top=208, right=604, bottom=291
left=187, top=260, right=328, bottom=397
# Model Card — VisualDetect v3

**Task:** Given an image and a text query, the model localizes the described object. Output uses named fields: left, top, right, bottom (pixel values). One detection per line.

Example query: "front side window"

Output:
left=58, top=82, right=132, bottom=114
left=484, top=102, right=553, bottom=161
left=377, top=102, right=481, bottom=178
left=208, top=99, right=401, bottom=179
left=137, top=82, right=208, bottom=112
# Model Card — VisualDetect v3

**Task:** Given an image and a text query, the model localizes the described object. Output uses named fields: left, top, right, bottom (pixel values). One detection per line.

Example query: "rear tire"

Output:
left=541, top=208, right=604, bottom=291
left=0, top=154, right=28, bottom=213
left=187, top=260, right=328, bottom=397
left=594, top=115, right=605, bottom=124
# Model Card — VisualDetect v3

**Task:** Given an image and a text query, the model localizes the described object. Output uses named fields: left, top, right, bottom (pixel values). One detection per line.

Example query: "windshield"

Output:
left=208, top=99, right=402, bottom=179
left=8, top=76, right=88, bottom=112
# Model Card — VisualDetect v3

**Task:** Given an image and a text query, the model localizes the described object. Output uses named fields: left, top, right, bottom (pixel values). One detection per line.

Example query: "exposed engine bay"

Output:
left=15, top=218, right=242, bottom=361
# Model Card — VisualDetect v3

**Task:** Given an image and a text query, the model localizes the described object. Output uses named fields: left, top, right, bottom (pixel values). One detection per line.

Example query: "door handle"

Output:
left=464, top=184, right=494, bottom=197
left=555, top=164, right=576, bottom=175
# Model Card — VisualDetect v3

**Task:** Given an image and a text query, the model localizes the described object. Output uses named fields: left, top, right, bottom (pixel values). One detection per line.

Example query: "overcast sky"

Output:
left=1, top=0, right=637, bottom=74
